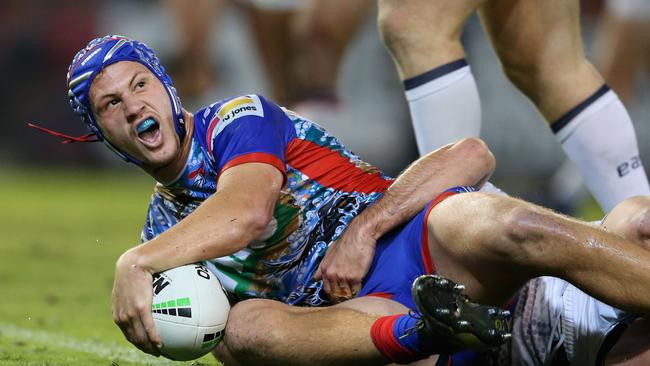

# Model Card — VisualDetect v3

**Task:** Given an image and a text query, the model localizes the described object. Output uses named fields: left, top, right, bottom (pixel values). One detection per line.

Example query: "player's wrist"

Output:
left=348, top=214, right=382, bottom=243
left=116, top=246, right=156, bottom=276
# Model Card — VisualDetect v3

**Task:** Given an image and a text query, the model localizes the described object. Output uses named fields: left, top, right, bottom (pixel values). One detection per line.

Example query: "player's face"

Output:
left=89, top=61, right=179, bottom=168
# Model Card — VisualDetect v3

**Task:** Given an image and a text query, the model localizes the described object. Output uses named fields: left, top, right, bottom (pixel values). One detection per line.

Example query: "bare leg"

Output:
left=245, top=6, right=295, bottom=105
left=377, top=0, right=483, bottom=80
left=595, top=2, right=650, bottom=104
left=291, top=0, right=373, bottom=104
left=478, top=0, right=603, bottom=122
left=213, top=296, right=437, bottom=366
left=377, top=0, right=485, bottom=153
left=165, top=0, right=225, bottom=97
left=479, top=0, right=650, bottom=212
left=601, top=196, right=650, bottom=250
left=426, top=193, right=650, bottom=314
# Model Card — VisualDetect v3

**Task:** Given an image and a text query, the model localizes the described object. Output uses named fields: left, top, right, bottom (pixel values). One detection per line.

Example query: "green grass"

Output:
left=0, top=168, right=219, bottom=366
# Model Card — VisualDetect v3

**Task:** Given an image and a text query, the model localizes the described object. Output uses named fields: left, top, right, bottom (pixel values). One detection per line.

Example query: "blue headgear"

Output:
left=67, top=35, right=185, bottom=165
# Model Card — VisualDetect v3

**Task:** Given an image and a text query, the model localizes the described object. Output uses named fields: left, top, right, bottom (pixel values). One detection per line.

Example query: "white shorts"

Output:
left=509, top=276, right=632, bottom=365
left=607, top=0, right=650, bottom=21
left=236, top=0, right=303, bottom=11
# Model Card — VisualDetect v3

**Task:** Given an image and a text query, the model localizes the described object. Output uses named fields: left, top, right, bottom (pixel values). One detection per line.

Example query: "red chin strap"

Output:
left=27, top=123, right=100, bottom=144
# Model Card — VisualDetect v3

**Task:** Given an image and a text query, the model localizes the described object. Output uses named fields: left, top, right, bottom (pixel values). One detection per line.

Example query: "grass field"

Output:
left=0, top=168, right=219, bottom=366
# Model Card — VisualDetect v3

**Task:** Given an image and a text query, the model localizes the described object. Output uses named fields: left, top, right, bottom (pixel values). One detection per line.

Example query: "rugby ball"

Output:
left=151, top=263, right=230, bottom=360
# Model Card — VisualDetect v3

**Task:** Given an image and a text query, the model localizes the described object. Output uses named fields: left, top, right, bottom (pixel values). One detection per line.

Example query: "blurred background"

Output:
left=2, top=0, right=648, bottom=210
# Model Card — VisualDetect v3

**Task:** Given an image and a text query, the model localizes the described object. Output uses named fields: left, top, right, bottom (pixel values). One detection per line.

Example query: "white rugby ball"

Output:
left=151, top=263, right=230, bottom=360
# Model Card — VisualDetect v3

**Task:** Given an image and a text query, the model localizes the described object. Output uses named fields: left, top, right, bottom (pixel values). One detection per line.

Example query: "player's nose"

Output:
left=123, top=96, right=145, bottom=123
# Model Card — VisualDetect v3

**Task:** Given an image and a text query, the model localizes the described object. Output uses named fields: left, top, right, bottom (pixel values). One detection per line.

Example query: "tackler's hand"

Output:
left=112, top=249, right=163, bottom=356
left=313, top=224, right=377, bottom=304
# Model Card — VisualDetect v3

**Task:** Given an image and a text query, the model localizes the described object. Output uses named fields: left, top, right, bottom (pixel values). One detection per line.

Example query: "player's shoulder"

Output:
left=193, top=94, right=294, bottom=154
left=195, top=94, right=279, bottom=128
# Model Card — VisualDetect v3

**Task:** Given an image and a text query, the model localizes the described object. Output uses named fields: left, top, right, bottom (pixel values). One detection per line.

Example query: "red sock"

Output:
left=370, top=314, right=432, bottom=364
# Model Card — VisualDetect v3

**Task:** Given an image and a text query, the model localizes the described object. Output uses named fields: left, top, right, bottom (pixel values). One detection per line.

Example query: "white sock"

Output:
left=404, top=59, right=481, bottom=155
left=553, top=85, right=650, bottom=212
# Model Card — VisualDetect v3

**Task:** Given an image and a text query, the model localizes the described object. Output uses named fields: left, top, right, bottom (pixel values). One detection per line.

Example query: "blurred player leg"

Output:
left=378, top=0, right=485, bottom=154
left=165, top=0, right=226, bottom=98
left=595, top=0, right=650, bottom=104
left=479, top=0, right=650, bottom=212
left=242, top=1, right=298, bottom=105
left=289, top=0, right=373, bottom=124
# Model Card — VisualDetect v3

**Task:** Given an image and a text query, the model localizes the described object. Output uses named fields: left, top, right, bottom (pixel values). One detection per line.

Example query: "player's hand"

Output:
left=112, top=249, right=163, bottom=356
left=313, top=225, right=376, bottom=304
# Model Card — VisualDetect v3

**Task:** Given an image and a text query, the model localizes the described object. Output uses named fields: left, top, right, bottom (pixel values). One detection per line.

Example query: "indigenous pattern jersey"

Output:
left=141, top=94, right=393, bottom=306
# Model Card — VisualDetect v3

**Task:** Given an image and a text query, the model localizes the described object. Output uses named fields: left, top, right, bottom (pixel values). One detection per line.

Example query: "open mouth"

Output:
left=136, top=117, right=160, bottom=143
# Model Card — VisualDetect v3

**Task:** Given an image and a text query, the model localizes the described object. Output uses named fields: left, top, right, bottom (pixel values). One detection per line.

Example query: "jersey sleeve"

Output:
left=204, top=94, right=294, bottom=181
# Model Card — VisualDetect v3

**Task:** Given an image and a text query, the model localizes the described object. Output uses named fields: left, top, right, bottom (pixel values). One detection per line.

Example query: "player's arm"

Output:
left=315, top=137, right=495, bottom=302
left=126, top=162, right=282, bottom=270
left=352, top=137, right=494, bottom=239
left=112, top=162, right=283, bottom=355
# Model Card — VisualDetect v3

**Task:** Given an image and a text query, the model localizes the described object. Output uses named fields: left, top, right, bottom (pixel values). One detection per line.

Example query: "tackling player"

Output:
left=50, top=35, right=650, bottom=365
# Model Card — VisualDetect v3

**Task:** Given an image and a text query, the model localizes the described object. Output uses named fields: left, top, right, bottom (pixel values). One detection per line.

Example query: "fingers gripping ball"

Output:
left=151, top=263, right=230, bottom=360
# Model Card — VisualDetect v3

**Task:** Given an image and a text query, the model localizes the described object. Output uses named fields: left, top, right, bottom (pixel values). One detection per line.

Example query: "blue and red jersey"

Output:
left=141, top=94, right=394, bottom=306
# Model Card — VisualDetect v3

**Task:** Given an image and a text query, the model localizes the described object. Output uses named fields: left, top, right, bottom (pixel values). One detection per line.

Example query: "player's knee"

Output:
left=631, top=199, right=650, bottom=243
left=452, top=138, right=495, bottom=175
left=430, top=192, right=507, bottom=249
left=503, top=205, right=547, bottom=244
left=222, top=299, right=285, bottom=359
left=454, top=195, right=555, bottom=263
left=495, top=203, right=570, bottom=268
left=430, top=193, right=558, bottom=267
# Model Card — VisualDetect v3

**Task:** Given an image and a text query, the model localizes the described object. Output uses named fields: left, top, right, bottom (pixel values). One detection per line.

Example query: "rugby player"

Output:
left=60, top=35, right=509, bottom=365
left=56, top=35, right=650, bottom=365
left=377, top=0, right=650, bottom=214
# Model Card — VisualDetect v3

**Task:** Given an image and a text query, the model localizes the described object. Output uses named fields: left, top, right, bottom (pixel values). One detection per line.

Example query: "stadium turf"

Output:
left=0, top=168, right=219, bottom=366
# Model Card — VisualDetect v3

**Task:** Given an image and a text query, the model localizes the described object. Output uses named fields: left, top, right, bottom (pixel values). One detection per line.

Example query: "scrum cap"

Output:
left=66, top=35, right=185, bottom=164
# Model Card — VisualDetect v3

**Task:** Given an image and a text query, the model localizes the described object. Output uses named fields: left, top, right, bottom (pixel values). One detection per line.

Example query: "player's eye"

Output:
left=107, top=98, right=121, bottom=108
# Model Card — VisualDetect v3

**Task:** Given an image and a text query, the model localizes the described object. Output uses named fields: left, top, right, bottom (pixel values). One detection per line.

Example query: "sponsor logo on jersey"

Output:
left=206, top=95, right=265, bottom=154
left=216, top=95, right=264, bottom=122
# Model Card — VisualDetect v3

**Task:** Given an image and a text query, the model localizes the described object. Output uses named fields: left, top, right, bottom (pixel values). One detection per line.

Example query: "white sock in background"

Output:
left=404, top=59, right=481, bottom=155
left=553, top=85, right=650, bottom=212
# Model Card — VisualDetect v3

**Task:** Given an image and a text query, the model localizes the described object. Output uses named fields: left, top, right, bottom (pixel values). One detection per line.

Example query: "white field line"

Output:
left=0, top=323, right=183, bottom=365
